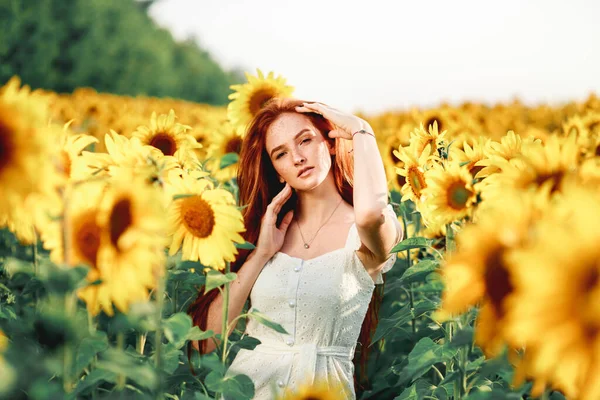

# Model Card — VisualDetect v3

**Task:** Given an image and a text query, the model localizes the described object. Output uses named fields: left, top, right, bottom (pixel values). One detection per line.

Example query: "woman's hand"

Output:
left=255, top=182, right=294, bottom=260
left=295, top=102, right=372, bottom=140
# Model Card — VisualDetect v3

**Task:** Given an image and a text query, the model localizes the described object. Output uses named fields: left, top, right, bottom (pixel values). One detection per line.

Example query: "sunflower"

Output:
left=478, top=133, right=580, bottom=204
left=473, top=130, right=538, bottom=179
left=132, top=109, right=200, bottom=160
left=227, top=69, right=294, bottom=130
left=420, top=163, right=477, bottom=226
left=277, top=377, right=351, bottom=400
left=79, top=131, right=179, bottom=185
left=408, top=121, right=448, bottom=160
left=55, top=121, right=99, bottom=182
left=504, top=187, right=600, bottom=399
left=0, top=96, right=56, bottom=220
left=81, top=177, right=168, bottom=316
left=449, top=135, right=489, bottom=178
left=204, top=121, right=245, bottom=183
left=165, top=173, right=245, bottom=270
left=38, top=180, right=107, bottom=268
left=393, top=142, right=433, bottom=203
left=437, top=190, right=547, bottom=357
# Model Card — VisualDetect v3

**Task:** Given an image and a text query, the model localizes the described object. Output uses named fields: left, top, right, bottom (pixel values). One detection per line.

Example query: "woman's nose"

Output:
left=292, top=148, right=306, bottom=164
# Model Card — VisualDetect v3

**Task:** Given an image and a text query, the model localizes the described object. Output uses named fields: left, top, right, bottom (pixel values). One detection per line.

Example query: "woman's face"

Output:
left=265, top=113, right=334, bottom=189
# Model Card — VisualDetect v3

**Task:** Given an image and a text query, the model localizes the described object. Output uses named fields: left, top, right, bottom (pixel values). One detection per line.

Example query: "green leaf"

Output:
left=163, top=313, right=212, bottom=349
left=205, top=270, right=237, bottom=293
left=394, top=379, right=432, bottom=400
left=392, top=237, right=434, bottom=253
left=247, top=309, right=288, bottom=334
left=231, top=335, right=261, bottom=351
left=74, top=331, right=109, bottom=373
left=74, top=368, right=118, bottom=396
left=400, top=259, right=439, bottom=284
left=235, top=241, right=256, bottom=250
left=161, top=343, right=183, bottom=374
left=95, top=348, right=158, bottom=390
left=397, top=337, right=458, bottom=384
left=449, top=327, right=474, bottom=348
left=205, top=370, right=254, bottom=400
left=220, top=152, right=239, bottom=169
left=163, top=313, right=193, bottom=348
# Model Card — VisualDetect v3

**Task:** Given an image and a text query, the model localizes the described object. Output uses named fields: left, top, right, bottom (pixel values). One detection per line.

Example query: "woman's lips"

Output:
left=298, top=167, right=314, bottom=177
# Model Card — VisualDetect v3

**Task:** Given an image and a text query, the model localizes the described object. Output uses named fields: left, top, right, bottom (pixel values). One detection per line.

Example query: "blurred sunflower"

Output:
left=479, top=133, right=580, bottom=203
left=227, top=69, right=294, bottom=130
left=473, top=130, right=537, bottom=178
left=83, top=178, right=168, bottom=316
left=393, top=143, right=432, bottom=203
left=55, top=121, right=98, bottom=182
left=437, top=190, right=547, bottom=357
left=420, top=163, right=477, bottom=226
left=39, top=181, right=107, bottom=268
left=277, top=378, right=350, bottom=400
left=0, top=94, right=56, bottom=220
left=166, top=173, right=245, bottom=270
left=505, top=187, right=600, bottom=400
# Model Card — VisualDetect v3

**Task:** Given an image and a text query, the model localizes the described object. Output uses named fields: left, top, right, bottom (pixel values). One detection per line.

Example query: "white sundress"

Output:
left=225, top=204, right=402, bottom=400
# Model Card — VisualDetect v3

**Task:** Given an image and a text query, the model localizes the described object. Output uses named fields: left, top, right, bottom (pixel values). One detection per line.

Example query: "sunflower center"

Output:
left=408, top=166, right=426, bottom=198
left=534, top=171, right=564, bottom=193
left=109, top=198, right=133, bottom=249
left=226, top=137, right=243, bottom=154
left=483, top=248, right=514, bottom=318
left=73, top=210, right=102, bottom=268
left=249, top=89, right=276, bottom=116
left=446, top=180, right=473, bottom=210
left=181, top=196, right=215, bottom=238
left=0, top=119, right=14, bottom=172
left=150, top=133, right=177, bottom=156
left=580, top=267, right=600, bottom=342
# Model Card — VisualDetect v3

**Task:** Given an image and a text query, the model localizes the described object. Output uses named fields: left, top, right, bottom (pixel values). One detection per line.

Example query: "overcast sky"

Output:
left=149, top=0, right=599, bottom=115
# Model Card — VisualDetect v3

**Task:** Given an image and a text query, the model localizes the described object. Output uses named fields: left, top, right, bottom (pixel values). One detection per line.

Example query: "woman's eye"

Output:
left=276, top=152, right=285, bottom=159
left=302, top=138, right=311, bottom=144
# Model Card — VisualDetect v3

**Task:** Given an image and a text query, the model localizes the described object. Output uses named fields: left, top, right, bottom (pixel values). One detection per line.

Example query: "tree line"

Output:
left=0, top=0, right=241, bottom=105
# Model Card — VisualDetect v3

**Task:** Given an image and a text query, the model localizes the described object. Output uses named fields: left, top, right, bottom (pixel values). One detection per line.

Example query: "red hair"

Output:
left=187, top=98, right=384, bottom=393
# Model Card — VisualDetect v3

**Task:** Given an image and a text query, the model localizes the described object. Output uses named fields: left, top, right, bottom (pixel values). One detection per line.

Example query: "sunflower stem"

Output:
left=61, top=186, right=76, bottom=393
left=154, top=267, right=166, bottom=399
left=137, top=332, right=147, bottom=355
left=116, top=332, right=126, bottom=390
left=221, top=262, right=231, bottom=365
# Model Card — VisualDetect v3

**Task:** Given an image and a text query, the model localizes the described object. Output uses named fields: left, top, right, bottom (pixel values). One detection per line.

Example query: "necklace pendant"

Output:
left=304, top=243, right=310, bottom=249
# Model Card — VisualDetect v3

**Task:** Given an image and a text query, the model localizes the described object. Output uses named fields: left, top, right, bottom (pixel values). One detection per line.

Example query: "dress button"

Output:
left=288, top=300, right=295, bottom=308
left=294, top=266, right=301, bottom=272
left=277, top=380, right=285, bottom=388
left=285, top=338, right=294, bottom=346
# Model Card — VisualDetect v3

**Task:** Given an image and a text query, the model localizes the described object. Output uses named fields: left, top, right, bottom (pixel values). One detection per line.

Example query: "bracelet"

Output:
left=348, top=129, right=375, bottom=153
left=352, top=129, right=376, bottom=138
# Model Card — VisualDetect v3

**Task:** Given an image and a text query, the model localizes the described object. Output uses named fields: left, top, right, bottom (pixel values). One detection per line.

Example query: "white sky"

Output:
left=149, top=0, right=600, bottom=115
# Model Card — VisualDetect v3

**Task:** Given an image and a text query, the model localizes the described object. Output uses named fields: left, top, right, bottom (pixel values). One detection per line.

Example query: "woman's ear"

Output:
left=279, top=176, right=285, bottom=183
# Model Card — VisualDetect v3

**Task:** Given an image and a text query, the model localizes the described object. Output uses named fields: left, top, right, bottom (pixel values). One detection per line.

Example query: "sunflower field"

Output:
left=0, top=69, right=599, bottom=400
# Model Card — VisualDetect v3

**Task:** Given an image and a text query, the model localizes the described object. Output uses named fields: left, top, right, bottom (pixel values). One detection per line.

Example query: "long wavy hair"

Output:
left=186, top=97, right=385, bottom=393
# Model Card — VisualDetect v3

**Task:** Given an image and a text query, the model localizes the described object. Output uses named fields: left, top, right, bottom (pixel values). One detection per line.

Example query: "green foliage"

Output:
left=0, top=0, right=242, bottom=105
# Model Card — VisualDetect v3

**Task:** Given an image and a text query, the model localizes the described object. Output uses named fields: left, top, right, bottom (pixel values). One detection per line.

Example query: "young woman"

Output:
left=187, top=98, right=404, bottom=399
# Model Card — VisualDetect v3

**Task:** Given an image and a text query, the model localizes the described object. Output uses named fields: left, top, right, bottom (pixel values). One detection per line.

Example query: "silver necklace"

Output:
left=295, top=198, right=344, bottom=249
